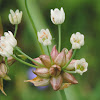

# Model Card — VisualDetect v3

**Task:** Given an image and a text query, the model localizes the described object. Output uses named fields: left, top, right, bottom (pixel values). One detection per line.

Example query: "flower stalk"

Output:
left=12, top=55, right=39, bottom=68
left=24, top=0, right=44, bottom=54
left=47, top=46, right=53, bottom=64
left=64, top=70, right=76, bottom=74
left=58, top=24, right=61, bottom=52
left=14, top=24, right=18, bottom=37
left=59, top=90, right=67, bottom=100
left=15, top=46, right=44, bottom=67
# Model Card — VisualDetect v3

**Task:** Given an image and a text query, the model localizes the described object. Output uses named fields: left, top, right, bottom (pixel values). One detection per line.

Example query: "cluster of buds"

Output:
left=25, top=46, right=88, bottom=90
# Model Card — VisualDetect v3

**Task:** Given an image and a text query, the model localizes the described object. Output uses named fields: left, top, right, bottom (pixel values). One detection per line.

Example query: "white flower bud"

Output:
left=75, top=58, right=88, bottom=75
left=9, top=9, right=22, bottom=25
left=51, top=7, right=65, bottom=25
left=0, top=31, right=17, bottom=57
left=70, top=32, right=84, bottom=49
left=38, top=29, right=52, bottom=46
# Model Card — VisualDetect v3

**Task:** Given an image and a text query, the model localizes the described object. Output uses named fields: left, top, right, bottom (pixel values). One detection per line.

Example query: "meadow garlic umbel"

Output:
left=24, top=7, right=88, bottom=92
left=51, top=7, right=65, bottom=25
left=9, top=9, right=22, bottom=25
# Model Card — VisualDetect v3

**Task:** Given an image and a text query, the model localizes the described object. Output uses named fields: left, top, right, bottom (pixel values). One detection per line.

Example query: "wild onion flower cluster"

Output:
left=0, top=5, right=88, bottom=97
left=25, top=8, right=88, bottom=90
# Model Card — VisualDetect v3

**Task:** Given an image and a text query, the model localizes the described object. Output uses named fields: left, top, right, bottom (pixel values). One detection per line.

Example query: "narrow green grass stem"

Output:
left=12, top=55, right=39, bottom=68
left=14, top=24, right=18, bottom=37
left=15, top=46, right=44, bottom=67
left=62, top=49, right=77, bottom=70
left=47, top=46, right=53, bottom=64
left=59, top=90, right=67, bottom=100
left=58, top=24, right=61, bottom=52
left=24, top=0, right=44, bottom=54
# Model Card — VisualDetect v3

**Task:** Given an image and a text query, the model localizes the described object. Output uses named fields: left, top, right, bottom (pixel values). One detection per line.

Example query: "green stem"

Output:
left=14, top=24, right=18, bottom=37
left=58, top=24, right=61, bottom=52
left=62, top=49, right=77, bottom=70
left=59, top=90, right=67, bottom=100
left=12, top=55, right=39, bottom=68
left=47, top=46, right=53, bottom=64
left=5, top=57, right=9, bottom=70
left=15, top=46, right=44, bottom=67
left=64, top=70, right=76, bottom=74
left=24, top=0, right=44, bottom=54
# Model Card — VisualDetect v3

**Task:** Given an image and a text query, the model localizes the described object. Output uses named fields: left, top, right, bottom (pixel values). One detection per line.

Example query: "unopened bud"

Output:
left=66, top=60, right=76, bottom=71
left=39, top=55, right=51, bottom=67
left=33, top=57, right=43, bottom=67
left=66, top=49, right=72, bottom=62
left=51, top=45, right=58, bottom=61
left=62, top=72, right=78, bottom=84
left=33, top=68, right=50, bottom=78
left=49, top=65, right=61, bottom=77
left=0, top=63, right=7, bottom=78
left=50, top=75, right=63, bottom=91
left=7, top=56, right=16, bottom=66
left=54, top=48, right=66, bottom=67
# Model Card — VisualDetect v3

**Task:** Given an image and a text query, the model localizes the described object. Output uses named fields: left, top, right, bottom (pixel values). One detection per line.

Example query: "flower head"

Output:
left=25, top=46, right=78, bottom=91
left=51, top=7, right=65, bottom=25
left=0, top=31, right=17, bottom=57
left=9, top=9, right=22, bottom=25
left=38, top=29, right=52, bottom=46
left=70, top=32, right=84, bottom=49
left=75, top=58, right=88, bottom=75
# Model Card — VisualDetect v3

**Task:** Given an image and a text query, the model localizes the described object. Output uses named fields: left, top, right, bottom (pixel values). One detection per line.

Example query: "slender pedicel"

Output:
left=15, top=46, right=45, bottom=67
left=12, top=55, right=39, bottom=68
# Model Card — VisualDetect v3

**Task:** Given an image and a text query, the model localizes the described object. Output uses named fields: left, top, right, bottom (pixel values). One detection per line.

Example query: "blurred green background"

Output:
left=0, top=0, right=99, bottom=100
